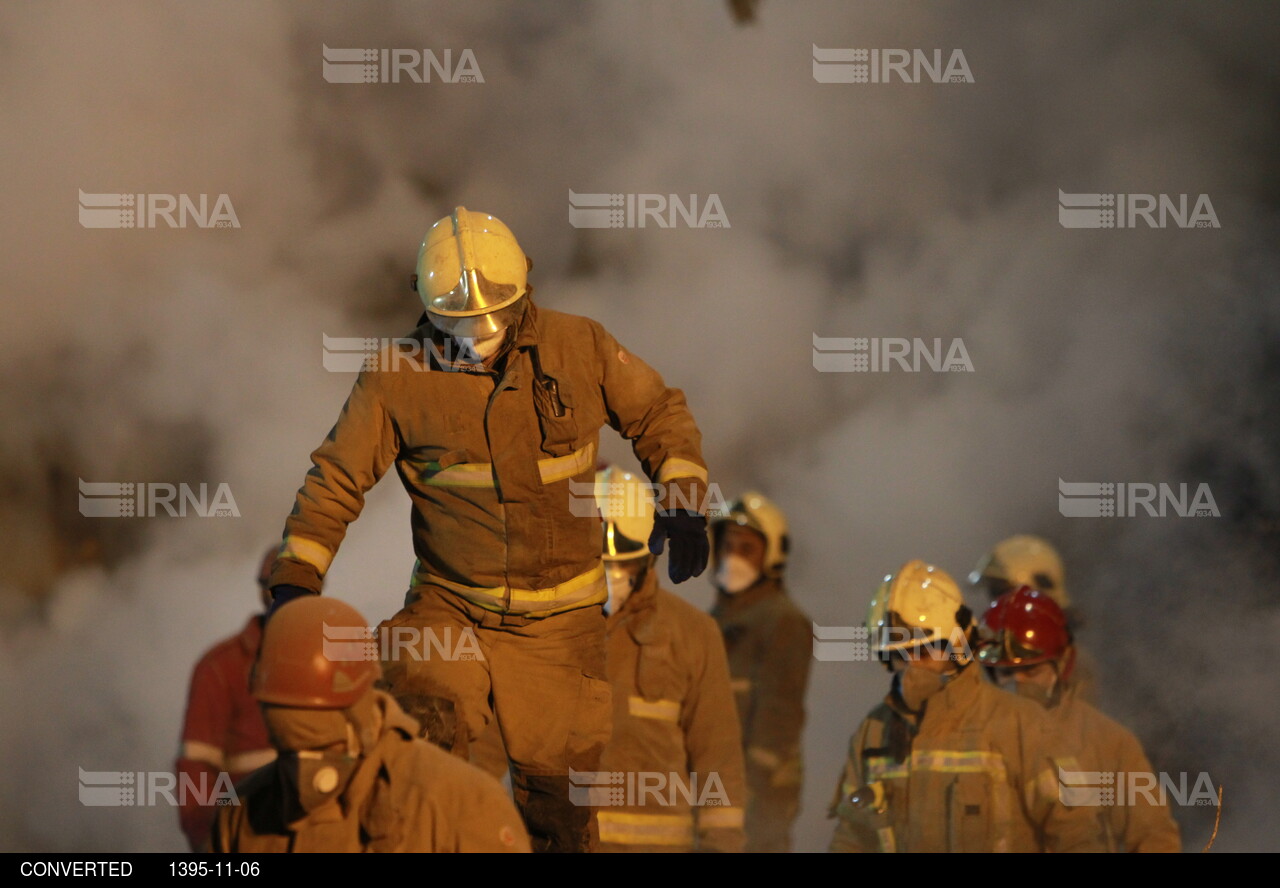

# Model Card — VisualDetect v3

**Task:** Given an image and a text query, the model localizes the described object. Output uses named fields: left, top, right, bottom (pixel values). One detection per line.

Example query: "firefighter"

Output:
left=978, top=586, right=1181, bottom=851
left=590, top=465, right=746, bottom=852
left=969, top=535, right=1098, bottom=699
left=175, top=548, right=279, bottom=851
left=710, top=492, right=810, bottom=852
left=828, top=560, right=1107, bottom=852
left=264, top=207, right=711, bottom=852
left=211, top=596, right=530, bottom=853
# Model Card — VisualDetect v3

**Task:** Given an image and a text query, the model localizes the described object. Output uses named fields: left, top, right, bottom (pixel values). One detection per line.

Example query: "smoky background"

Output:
left=1, top=0, right=1277, bottom=852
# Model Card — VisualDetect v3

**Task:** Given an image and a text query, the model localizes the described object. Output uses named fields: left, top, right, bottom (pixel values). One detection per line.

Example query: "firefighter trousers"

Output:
left=378, top=585, right=611, bottom=853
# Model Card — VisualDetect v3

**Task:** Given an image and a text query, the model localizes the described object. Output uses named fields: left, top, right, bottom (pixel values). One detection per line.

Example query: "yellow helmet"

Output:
left=867, top=560, right=973, bottom=663
left=711, top=491, right=789, bottom=576
left=595, top=465, right=655, bottom=562
left=415, top=207, right=528, bottom=338
left=969, top=535, right=1069, bottom=610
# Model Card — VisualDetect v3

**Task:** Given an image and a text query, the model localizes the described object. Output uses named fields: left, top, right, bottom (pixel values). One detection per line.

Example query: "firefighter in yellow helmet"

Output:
left=587, top=465, right=746, bottom=852
left=709, top=492, right=811, bottom=852
left=828, top=561, right=1107, bottom=852
left=978, top=587, right=1181, bottom=851
left=211, top=597, right=530, bottom=853
left=969, top=535, right=1098, bottom=700
left=264, top=208, right=711, bottom=852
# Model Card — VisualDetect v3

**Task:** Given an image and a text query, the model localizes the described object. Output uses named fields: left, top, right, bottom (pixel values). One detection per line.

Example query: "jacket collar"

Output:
left=711, top=575, right=784, bottom=620
left=607, top=564, right=661, bottom=645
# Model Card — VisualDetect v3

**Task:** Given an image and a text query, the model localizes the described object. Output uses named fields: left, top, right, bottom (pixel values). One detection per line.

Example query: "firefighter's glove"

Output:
left=266, top=585, right=317, bottom=621
left=648, top=510, right=709, bottom=584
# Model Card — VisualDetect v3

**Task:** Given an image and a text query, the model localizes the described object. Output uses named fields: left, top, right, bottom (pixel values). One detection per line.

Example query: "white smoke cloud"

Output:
left=2, top=0, right=1277, bottom=852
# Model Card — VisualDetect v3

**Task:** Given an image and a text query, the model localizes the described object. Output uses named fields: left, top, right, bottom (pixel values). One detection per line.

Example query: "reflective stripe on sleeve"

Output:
left=656, top=458, right=709, bottom=485
left=180, top=740, right=226, bottom=770
left=627, top=696, right=681, bottom=723
left=280, top=535, right=334, bottom=575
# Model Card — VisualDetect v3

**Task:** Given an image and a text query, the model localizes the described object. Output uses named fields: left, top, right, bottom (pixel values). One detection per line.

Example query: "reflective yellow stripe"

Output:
left=418, top=442, right=596, bottom=488
left=698, top=806, right=745, bottom=830
left=180, top=740, right=225, bottom=770
left=597, top=811, right=695, bottom=846
left=729, top=677, right=751, bottom=694
left=628, top=696, right=681, bottom=723
left=910, top=749, right=1007, bottom=779
left=537, top=442, right=596, bottom=484
left=226, top=749, right=277, bottom=773
left=413, top=562, right=607, bottom=616
left=420, top=460, right=496, bottom=488
left=656, top=458, right=708, bottom=485
left=867, top=750, right=1007, bottom=782
left=865, top=756, right=909, bottom=781
left=280, top=535, right=334, bottom=574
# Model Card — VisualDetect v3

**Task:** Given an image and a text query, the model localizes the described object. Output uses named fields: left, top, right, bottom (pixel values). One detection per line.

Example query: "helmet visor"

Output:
left=426, top=293, right=526, bottom=339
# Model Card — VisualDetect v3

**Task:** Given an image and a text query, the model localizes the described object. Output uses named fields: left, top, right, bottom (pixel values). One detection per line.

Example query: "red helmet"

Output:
left=977, top=585, right=1074, bottom=680
left=252, top=597, right=380, bottom=708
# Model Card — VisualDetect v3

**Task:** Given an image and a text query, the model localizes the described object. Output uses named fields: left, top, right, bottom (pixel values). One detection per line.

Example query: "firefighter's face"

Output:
left=1009, top=661, right=1057, bottom=691
left=604, top=556, right=647, bottom=614
left=718, top=525, right=766, bottom=573
left=898, top=645, right=954, bottom=674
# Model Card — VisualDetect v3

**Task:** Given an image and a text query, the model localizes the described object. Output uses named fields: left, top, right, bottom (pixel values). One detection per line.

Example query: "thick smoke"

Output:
left=1, top=0, right=1277, bottom=851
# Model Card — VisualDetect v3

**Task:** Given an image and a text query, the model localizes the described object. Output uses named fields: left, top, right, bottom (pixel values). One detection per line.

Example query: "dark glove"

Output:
left=265, top=585, right=316, bottom=620
left=647, top=510, right=709, bottom=584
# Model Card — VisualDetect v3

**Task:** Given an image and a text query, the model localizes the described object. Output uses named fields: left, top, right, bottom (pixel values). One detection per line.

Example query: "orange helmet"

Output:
left=252, top=597, right=380, bottom=708
left=977, top=586, right=1074, bottom=681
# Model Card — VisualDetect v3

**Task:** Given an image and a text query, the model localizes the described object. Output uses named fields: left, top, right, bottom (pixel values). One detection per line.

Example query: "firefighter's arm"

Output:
left=455, top=780, right=533, bottom=853
left=267, top=370, right=400, bottom=592
left=828, top=723, right=880, bottom=853
left=1019, top=715, right=1109, bottom=852
left=743, top=607, right=811, bottom=790
left=684, top=620, right=747, bottom=853
left=1116, top=731, right=1182, bottom=852
left=176, top=653, right=231, bottom=852
left=593, top=322, right=708, bottom=513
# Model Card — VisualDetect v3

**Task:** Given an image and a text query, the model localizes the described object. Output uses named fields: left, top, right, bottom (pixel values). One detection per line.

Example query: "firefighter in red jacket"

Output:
left=175, top=548, right=279, bottom=851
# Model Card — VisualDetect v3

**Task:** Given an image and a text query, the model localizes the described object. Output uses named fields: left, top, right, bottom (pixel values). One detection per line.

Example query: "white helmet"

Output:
left=867, top=560, right=974, bottom=663
left=415, top=207, right=528, bottom=339
left=710, top=491, right=789, bottom=577
left=595, top=465, right=655, bottom=562
left=969, top=535, right=1069, bottom=610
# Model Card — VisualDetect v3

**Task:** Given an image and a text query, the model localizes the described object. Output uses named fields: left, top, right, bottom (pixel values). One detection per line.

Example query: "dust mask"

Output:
left=605, top=563, right=639, bottom=614
left=454, top=332, right=507, bottom=363
left=715, top=554, right=760, bottom=595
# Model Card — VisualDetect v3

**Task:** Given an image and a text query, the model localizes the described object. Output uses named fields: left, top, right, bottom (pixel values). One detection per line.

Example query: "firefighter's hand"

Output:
left=266, top=585, right=317, bottom=620
left=648, top=510, right=709, bottom=584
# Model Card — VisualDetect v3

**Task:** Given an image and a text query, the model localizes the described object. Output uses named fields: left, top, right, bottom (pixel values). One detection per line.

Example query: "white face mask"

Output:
left=605, top=563, right=639, bottom=614
left=715, top=554, right=761, bottom=595
left=454, top=332, right=507, bottom=363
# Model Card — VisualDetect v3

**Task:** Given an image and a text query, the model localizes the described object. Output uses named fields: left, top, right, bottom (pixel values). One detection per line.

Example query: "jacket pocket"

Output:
left=947, top=773, right=993, bottom=852
left=532, top=374, right=579, bottom=456
left=635, top=642, right=684, bottom=703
